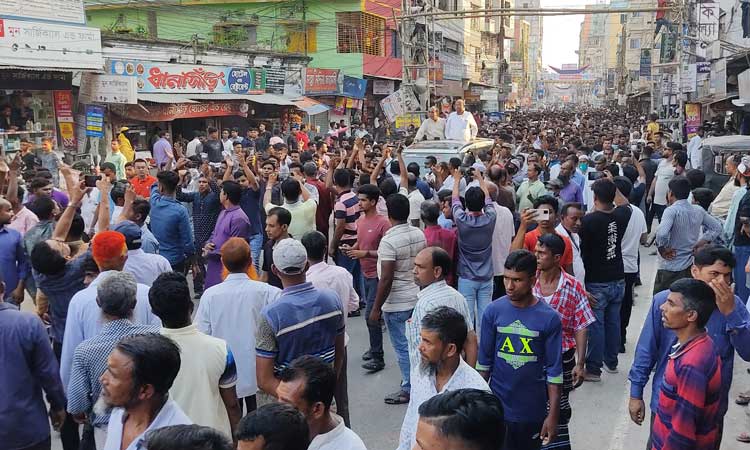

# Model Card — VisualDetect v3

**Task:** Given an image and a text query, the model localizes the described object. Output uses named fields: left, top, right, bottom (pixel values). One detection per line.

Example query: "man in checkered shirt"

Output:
left=532, top=233, right=595, bottom=450
left=66, top=271, right=158, bottom=448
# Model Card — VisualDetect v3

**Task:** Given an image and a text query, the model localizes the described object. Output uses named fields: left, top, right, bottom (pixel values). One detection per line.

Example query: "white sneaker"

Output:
left=604, top=365, right=619, bottom=374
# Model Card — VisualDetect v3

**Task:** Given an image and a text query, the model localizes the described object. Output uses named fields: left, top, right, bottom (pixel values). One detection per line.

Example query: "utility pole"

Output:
left=302, top=0, right=308, bottom=57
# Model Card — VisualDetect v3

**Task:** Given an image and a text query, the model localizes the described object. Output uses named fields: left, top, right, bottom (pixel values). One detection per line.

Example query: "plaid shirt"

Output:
left=533, top=271, right=595, bottom=352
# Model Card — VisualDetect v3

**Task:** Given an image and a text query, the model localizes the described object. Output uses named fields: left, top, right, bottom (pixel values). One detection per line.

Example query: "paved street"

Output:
left=49, top=247, right=750, bottom=450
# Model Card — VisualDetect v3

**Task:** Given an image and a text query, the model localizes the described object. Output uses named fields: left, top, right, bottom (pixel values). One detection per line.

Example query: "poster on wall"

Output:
left=380, top=88, right=420, bottom=122
left=265, top=68, right=286, bottom=95
left=685, top=103, right=701, bottom=138
left=332, top=97, right=346, bottom=115
left=373, top=80, right=395, bottom=95
left=53, top=90, right=76, bottom=149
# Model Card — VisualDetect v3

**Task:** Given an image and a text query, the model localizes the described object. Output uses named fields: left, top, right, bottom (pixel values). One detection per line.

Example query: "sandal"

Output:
left=738, top=392, right=750, bottom=405
left=737, top=432, right=750, bottom=443
left=384, top=390, right=410, bottom=405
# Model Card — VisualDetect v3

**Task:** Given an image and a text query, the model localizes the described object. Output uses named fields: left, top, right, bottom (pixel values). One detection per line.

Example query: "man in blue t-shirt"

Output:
left=477, top=249, right=563, bottom=450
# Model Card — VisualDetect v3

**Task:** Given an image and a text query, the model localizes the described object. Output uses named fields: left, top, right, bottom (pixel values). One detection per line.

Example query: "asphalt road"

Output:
left=48, top=247, right=750, bottom=449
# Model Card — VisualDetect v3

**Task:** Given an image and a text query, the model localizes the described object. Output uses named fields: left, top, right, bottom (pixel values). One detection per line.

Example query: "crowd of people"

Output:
left=2, top=103, right=750, bottom=450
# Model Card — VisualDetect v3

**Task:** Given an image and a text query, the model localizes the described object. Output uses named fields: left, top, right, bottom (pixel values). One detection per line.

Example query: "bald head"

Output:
left=414, top=246, right=452, bottom=288
left=221, top=237, right=252, bottom=273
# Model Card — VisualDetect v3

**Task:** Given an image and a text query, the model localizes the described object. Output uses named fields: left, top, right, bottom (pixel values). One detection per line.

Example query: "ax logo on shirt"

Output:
left=496, top=320, right=539, bottom=369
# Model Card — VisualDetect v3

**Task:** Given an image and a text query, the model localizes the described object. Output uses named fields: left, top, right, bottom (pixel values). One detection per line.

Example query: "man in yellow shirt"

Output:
left=646, top=114, right=660, bottom=142
left=117, top=127, right=135, bottom=162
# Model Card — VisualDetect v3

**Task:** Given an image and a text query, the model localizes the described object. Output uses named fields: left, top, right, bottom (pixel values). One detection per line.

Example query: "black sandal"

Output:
left=384, top=390, right=410, bottom=405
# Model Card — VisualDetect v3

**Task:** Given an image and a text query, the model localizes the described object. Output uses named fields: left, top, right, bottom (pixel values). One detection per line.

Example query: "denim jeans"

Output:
left=458, top=277, right=494, bottom=328
left=585, top=280, right=625, bottom=376
left=249, top=233, right=264, bottom=272
left=384, top=309, right=413, bottom=392
left=363, top=277, right=384, bottom=359
left=734, top=245, right=750, bottom=305
left=335, top=252, right=365, bottom=299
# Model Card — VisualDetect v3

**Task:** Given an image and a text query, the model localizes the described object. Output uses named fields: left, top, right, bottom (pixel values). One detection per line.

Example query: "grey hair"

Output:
left=96, top=271, right=138, bottom=318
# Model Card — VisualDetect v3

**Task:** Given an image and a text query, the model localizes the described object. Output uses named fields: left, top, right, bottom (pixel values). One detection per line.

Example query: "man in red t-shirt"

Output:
left=421, top=200, right=458, bottom=286
left=512, top=195, right=574, bottom=275
left=130, top=158, right=157, bottom=198
left=343, top=183, right=391, bottom=372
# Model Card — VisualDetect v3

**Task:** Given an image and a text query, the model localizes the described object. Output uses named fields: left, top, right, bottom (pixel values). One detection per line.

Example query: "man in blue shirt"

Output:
left=149, top=170, right=194, bottom=272
left=477, top=249, right=562, bottom=450
left=0, top=282, right=67, bottom=450
left=0, top=197, right=28, bottom=305
left=628, top=245, right=750, bottom=449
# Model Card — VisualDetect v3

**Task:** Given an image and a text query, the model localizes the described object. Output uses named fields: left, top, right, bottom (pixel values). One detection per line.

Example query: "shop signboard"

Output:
left=109, top=60, right=266, bottom=94
left=110, top=101, right=249, bottom=122
left=332, top=97, right=346, bottom=115
left=53, top=90, right=76, bottom=149
left=681, top=63, right=697, bottom=93
left=380, top=87, right=420, bottom=122
left=79, top=73, right=137, bottom=104
left=395, top=114, right=423, bottom=129
left=0, top=70, right=71, bottom=90
left=696, top=2, right=719, bottom=43
left=639, top=49, right=652, bottom=78
left=685, top=103, right=701, bottom=138
left=265, top=68, right=286, bottom=95
left=305, top=68, right=340, bottom=95
left=343, top=76, right=367, bottom=99
left=372, top=80, right=395, bottom=95
left=0, top=0, right=84, bottom=25
left=85, top=105, right=104, bottom=138
left=0, top=19, right=103, bottom=70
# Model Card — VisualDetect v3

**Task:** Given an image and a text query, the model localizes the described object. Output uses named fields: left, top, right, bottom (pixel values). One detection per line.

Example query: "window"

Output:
left=630, top=70, right=640, bottom=81
left=438, top=0, right=458, bottom=10
left=336, top=12, right=385, bottom=56
left=212, top=23, right=257, bottom=47
left=629, top=38, right=640, bottom=49
left=391, top=29, right=401, bottom=58
left=470, top=4, right=480, bottom=31
left=503, top=1, right=511, bottom=27
left=443, top=38, right=460, bottom=54
left=632, top=12, right=641, bottom=17
left=284, top=23, right=317, bottom=53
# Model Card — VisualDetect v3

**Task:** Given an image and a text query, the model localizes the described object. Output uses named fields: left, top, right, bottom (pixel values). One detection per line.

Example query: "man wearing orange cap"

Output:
left=59, top=230, right=161, bottom=397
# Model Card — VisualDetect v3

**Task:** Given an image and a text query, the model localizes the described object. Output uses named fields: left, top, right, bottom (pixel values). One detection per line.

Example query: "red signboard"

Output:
left=111, top=101, right=249, bottom=122
left=53, top=90, right=76, bottom=149
left=305, top=68, right=339, bottom=95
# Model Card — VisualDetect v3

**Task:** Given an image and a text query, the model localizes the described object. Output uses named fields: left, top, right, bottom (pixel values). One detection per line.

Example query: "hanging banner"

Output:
left=639, top=49, right=652, bottom=78
left=681, top=63, right=697, bottom=93
left=332, top=97, right=346, bottom=115
left=79, top=73, right=138, bottom=104
left=395, top=114, right=423, bottom=129
left=660, top=24, right=678, bottom=63
left=85, top=105, right=104, bottom=138
left=685, top=103, right=702, bottom=138
left=109, top=60, right=266, bottom=94
left=110, top=102, right=249, bottom=122
left=372, top=80, right=395, bottom=95
left=264, top=68, right=286, bottom=95
left=53, top=90, right=76, bottom=149
left=342, top=76, right=367, bottom=99
left=380, top=88, right=420, bottom=122
left=305, top=68, right=340, bottom=95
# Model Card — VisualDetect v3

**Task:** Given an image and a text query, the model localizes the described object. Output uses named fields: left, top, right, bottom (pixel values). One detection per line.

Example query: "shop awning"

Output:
left=138, top=93, right=198, bottom=104
left=292, top=97, right=330, bottom=115
left=185, top=93, right=296, bottom=105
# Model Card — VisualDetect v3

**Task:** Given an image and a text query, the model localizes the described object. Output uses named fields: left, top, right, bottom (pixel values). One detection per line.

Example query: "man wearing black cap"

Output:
left=113, top=220, right=171, bottom=286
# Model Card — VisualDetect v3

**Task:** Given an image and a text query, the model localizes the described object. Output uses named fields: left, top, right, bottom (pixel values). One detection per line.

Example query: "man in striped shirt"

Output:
left=255, top=239, right=345, bottom=401
left=330, top=168, right=364, bottom=299
left=651, top=278, right=721, bottom=450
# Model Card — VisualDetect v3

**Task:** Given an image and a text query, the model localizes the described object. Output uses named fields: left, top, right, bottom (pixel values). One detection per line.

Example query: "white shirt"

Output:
left=444, top=111, right=478, bottom=142
left=308, top=414, right=367, bottom=450
left=186, top=138, right=201, bottom=157
left=407, top=189, right=426, bottom=228
left=556, top=223, right=585, bottom=281
left=222, top=138, right=233, bottom=153
left=687, top=135, right=702, bottom=169
left=397, top=359, right=491, bottom=450
left=653, top=158, right=675, bottom=206
left=194, top=273, right=281, bottom=397
left=440, top=175, right=467, bottom=196
left=621, top=205, right=647, bottom=274
left=414, top=117, right=446, bottom=141
left=491, top=203, right=514, bottom=276
left=123, top=249, right=171, bottom=286
left=307, top=261, right=359, bottom=347
left=60, top=271, right=160, bottom=392
left=104, top=400, right=191, bottom=450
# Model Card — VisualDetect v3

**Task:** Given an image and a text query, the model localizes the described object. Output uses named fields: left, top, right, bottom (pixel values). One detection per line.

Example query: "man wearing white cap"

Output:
left=254, top=238, right=346, bottom=402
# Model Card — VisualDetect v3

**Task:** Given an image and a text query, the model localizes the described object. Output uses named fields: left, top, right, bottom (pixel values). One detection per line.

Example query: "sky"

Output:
left=541, top=0, right=599, bottom=68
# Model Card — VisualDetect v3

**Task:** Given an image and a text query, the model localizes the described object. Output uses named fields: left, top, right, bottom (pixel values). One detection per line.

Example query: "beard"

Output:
left=419, top=358, right=438, bottom=377
left=93, top=394, right=112, bottom=417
